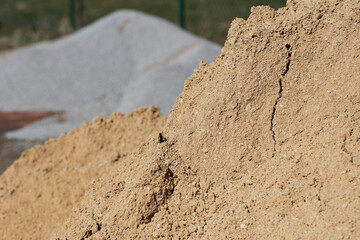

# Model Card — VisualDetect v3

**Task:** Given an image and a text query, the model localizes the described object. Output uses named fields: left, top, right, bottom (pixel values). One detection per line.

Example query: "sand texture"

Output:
left=0, top=107, right=166, bottom=239
left=1, top=0, right=360, bottom=239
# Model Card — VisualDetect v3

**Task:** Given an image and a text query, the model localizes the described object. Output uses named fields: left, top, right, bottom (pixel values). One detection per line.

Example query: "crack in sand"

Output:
left=271, top=44, right=292, bottom=154
left=342, top=129, right=354, bottom=164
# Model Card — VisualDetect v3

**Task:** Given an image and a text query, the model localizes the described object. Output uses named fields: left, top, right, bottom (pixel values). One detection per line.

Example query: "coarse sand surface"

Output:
left=1, top=0, right=360, bottom=239
left=0, top=107, right=166, bottom=239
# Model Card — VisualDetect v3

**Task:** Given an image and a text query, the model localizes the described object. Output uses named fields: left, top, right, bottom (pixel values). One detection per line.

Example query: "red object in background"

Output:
left=0, top=111, right=61, bottom=133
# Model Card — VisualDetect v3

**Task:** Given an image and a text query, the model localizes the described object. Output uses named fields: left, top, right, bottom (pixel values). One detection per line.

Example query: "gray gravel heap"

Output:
left=0, top=10, right=220, bottom=140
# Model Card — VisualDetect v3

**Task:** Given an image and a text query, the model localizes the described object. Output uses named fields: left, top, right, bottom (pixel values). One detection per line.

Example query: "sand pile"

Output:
left=1, top=0, right=360, bottom=239
left=0, top=107, right=166, bottom=239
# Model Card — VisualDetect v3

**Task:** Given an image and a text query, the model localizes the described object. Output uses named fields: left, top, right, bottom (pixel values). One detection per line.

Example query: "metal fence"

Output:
left=0, top=0, right=286, bottom=51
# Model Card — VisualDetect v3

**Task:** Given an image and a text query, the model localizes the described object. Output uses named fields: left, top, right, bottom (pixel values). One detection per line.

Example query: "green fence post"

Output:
left=179, top=0, right=185, bottom=29
left=69, top=0, right=76, bottom=29
left=77, top=0, right=85, bottom=28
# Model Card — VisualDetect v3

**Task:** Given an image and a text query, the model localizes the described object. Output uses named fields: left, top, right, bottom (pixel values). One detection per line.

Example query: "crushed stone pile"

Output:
left=0, top=10, right=220, bottom=140
left=1, top=0, right=360, bottom=239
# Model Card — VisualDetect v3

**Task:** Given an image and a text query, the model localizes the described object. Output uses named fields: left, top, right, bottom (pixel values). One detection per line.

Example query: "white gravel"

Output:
left=0, top=10, right=220, bottom=140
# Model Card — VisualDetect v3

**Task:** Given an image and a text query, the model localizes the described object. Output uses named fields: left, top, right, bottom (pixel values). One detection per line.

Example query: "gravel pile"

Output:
left=0, top=10, right=220, bottom=140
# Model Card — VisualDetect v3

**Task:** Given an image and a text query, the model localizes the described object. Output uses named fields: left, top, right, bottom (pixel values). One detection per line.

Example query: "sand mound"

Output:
left=0, top=10, right=220, bottom=140
left=1, top=0, right=360, bottom=239
left=0, top=107, right=166, bottom=239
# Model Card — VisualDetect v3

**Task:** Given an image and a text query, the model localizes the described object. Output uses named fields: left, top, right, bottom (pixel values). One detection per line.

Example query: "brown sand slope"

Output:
left=1, top=0, right=360, bottom=239
left=0, top=107, right=166, bottom=239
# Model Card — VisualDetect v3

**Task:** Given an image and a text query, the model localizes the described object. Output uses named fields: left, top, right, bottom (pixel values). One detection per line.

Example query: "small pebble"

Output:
left=240, top=222, right=246, bottom=229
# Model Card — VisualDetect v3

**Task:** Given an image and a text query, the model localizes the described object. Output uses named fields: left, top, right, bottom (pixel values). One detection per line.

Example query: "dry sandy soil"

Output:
left=0, top=0, right=359, bottom=239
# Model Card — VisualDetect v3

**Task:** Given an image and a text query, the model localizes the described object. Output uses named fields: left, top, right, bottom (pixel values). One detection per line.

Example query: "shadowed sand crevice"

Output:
left=270, top=44, right=292, bottom=154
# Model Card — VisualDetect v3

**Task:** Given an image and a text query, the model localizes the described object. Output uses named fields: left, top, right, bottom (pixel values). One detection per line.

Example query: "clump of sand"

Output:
left=1, top=0, right=360, bottom=239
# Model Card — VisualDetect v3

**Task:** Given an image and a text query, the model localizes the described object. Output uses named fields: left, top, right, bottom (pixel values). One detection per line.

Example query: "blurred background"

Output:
left=0, top=0, right=286, bottom=173
left=0, top=0, right=286, bottom=52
